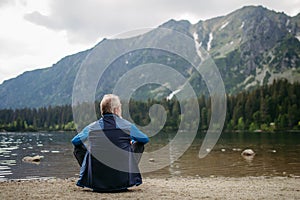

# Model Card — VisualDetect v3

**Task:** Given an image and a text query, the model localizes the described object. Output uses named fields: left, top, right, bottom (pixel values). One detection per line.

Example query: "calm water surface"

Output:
left=0, top=131, right=299, bottom=181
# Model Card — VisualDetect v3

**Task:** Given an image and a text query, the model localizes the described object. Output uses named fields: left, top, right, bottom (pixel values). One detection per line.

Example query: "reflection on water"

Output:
left=147, top=131, right=300, bottom=178
left=0, top=132, right=78, bottom=181
left=0, top=131, right=300, bottom=180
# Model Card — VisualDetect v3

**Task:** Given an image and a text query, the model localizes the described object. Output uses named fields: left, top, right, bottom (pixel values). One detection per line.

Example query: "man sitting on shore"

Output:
left=71, top=94, right=149, bottom=192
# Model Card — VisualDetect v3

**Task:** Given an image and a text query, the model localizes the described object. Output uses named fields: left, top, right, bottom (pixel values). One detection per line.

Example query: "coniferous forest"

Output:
left=0, top=79, right=299, bottom=132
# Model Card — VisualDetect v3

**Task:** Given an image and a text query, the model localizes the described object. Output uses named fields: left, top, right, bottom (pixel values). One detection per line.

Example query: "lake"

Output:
left=0, top=131, right=300, bottom=181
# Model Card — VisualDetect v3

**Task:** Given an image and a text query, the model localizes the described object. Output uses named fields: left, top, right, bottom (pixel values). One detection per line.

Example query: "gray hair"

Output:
left=100, top=94, right=121, bottom=115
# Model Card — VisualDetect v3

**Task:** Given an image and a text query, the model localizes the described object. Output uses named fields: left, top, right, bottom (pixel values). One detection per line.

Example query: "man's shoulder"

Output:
left=87, top=120, right=102, bottom=131
left=115, top=116, right=133, bottom=130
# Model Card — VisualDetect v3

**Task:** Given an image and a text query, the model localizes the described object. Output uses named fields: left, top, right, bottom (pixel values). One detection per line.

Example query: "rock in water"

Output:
left=241, top=149, right=256, bottom=162
left=241, top=149, right=255, bottom=156
left=22, top=155, right=44, bottom=163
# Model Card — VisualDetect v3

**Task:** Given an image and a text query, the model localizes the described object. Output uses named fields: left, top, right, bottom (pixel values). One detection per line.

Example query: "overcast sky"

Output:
left=0, top=0, right=299, bottom=84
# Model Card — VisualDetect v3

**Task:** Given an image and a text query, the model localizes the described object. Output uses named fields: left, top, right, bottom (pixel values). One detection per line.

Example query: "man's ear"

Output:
left=114, top=107, right=122, bottom=117
left=113, top=107, right=119, bottom=114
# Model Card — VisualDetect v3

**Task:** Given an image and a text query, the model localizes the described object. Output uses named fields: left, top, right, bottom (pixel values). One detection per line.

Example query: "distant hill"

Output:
left=0, top=5, right=299, bottom=109
left=0, top=50, right=90, bottom=108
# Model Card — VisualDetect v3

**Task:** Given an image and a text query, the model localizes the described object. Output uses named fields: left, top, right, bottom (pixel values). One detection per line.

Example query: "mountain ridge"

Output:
left=0, top=5, right=299, bottom=109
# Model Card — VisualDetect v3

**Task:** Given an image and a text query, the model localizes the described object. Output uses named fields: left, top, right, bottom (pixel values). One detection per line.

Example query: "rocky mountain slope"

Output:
left=0, top=6, right=299, bottom=109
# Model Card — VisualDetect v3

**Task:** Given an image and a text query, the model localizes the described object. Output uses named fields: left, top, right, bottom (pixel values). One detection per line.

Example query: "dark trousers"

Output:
left=73, top=144, right=87, bottom=167
left=131, top=142, right=145, bottom=163
left=73, top=142, right=145, bottom=167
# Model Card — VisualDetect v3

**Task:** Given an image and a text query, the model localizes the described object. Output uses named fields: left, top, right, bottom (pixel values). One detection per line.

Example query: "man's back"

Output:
left=72, top=94, right=149, bottom=192
left=77, top=127, right=142, bottom=192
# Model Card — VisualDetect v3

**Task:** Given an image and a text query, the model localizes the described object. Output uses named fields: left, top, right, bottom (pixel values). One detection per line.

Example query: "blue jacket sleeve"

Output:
left=130, top=125, right=149, bottom=144
left=71, top=126, right=89, bottom=146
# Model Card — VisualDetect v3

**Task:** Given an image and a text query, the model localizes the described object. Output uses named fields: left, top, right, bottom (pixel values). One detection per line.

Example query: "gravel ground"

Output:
left=1, top=176, right=300, bottom=200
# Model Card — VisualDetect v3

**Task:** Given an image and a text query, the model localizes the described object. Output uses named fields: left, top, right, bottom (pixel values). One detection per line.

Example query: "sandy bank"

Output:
left=0, top=176, right=299, bottom=199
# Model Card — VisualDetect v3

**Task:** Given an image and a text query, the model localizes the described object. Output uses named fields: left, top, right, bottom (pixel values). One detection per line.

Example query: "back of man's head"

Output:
left=100, top=94, right=121, bottom=115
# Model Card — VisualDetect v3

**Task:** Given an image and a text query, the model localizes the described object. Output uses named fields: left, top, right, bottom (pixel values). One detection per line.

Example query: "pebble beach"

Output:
left=1, top=176, right=300, bottom=200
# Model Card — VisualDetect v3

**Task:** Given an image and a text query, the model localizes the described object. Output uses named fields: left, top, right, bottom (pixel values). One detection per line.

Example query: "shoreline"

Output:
left=1, top=176, right=299, bottom=199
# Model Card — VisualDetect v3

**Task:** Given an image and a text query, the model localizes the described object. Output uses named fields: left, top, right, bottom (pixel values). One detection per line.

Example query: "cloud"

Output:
left=0, top=0, right=14, bottom=7
left=24, top=0, right=179, bottom=44
left=24, top=11, right=63, bottom=30
left=0, top=0, right=27, bottom=8
left=23, top=0, right=300, bottom=45
left=0, top=38, right=29, bottom=56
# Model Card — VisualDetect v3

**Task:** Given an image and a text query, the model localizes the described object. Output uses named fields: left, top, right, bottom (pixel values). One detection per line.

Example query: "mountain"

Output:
left=0, top=5, right=299, bottom=109
left=0, top=50, right=90, bottom=108
left=193, top=6, right=300, bottom=92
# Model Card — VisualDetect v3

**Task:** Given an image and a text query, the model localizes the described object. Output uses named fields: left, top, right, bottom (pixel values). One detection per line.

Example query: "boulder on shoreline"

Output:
left=22, top=155, right=44, bottom=163
left=241, top=149, right=255, bottom=156
left=241, top=149, right=255, bottom=162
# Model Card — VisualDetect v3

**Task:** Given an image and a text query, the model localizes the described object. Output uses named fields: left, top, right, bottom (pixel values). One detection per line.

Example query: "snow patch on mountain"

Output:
left=219, top=21, right=229, bottom=30
left=207, top=32, right=213, bottom=51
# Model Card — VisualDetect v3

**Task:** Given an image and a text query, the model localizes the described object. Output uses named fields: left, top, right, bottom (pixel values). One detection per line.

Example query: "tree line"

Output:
left=0, top=79, right=299, bottom=132
left=0, top=105, right=75, bottom=132
left=225, top=79, right=300, bottom=131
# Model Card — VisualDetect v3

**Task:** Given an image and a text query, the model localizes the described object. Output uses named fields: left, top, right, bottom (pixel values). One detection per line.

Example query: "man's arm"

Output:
left=130, top=124, right=149, bottom=144
left=71, top=126, right=89, bottom=146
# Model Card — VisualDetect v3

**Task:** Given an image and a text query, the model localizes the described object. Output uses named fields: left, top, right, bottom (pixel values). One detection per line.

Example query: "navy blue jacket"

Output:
left=71, top=114, right=149, bottom=191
